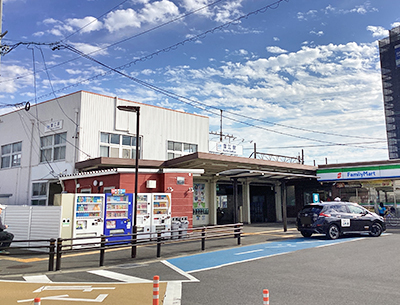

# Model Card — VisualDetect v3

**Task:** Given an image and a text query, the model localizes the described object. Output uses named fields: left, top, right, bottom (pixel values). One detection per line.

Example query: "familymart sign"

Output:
left=318, top=164, right=400, bottom=182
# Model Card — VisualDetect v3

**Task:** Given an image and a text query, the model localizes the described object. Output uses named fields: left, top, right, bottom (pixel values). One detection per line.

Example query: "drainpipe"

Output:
left=27, top=119, right=35, bottom=204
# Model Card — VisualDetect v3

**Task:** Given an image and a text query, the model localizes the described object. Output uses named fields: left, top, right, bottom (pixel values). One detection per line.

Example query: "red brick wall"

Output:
left=163, top=173, right=193, bottom=227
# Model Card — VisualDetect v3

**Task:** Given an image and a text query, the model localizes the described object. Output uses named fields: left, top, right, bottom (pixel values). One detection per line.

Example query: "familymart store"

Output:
left=317, top=161, right=400, bottom=212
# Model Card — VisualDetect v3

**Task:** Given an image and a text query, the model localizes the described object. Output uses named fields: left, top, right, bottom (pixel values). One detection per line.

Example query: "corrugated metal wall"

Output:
left=79, top=91, right=209, bottom=161
left=2, top=206, right=61, bottom=249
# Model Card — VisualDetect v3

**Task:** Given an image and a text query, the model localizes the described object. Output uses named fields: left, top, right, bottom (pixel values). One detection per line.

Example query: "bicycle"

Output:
left=384, top=208, right=399, bottom=226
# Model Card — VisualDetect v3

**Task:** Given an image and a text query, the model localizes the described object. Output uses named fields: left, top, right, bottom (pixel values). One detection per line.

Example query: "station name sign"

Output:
left=44, top=119, right=63, bottom=132
left=209, top=141, right=243, bottom=156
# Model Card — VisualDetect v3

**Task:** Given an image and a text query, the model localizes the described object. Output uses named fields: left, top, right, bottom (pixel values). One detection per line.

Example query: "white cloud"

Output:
left=367, top=25, right=388, bottom=38
left=310, top=30, right=324, bottom=36
left=104, top=0, right=180, bottom=32
left=391, top=22, right=400, bottom=28
left=69, top=42, right=108, bottom=56
left=266, top=46, right=287, bottom=54
left=155, top=41, right=385, bottom=163
left=0, top=65, right=33, bottom=94
left=66, top=16, right=103, bottom=33
left=297, top=9, right=318, bottom=21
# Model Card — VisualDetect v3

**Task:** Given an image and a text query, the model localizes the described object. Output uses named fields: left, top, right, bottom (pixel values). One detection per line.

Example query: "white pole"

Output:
left=0, top=0, right=3, bottom=70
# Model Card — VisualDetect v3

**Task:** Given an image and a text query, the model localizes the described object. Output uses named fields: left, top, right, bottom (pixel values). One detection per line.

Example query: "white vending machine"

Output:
left=152, top=193, right=172, bottom=237
left=136, top=194, right=152, bottom=238
left=73, top=194, right=105, bottom=247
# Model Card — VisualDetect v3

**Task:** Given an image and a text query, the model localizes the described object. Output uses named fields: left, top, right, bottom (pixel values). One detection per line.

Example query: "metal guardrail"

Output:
left=0, top=238, right=56, bottom=271
left=0, top=223, right=243, bottom=272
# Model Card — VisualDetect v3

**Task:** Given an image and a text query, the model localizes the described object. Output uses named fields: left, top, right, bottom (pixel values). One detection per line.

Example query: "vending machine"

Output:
left=136, top=194, right=152, bottom=238
left=73, top=194, right=105, bottom=247
left=104, top=191, right=133, bottom=244
left=152, top=193, right=172, bottom=237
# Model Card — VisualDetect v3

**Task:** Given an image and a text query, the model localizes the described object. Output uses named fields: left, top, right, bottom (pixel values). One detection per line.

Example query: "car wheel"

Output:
left=327, top=224, right=340, bottom=240
left=301, top=231, right=312, bottom=238
left=369, top=222, right=383, bottom=237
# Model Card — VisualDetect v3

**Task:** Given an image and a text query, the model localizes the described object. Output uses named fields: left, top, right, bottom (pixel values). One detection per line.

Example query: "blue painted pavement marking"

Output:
left=167, top=237, right=362, bottom=273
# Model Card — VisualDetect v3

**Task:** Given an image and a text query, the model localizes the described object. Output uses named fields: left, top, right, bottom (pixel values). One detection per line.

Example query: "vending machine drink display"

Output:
left=104, top=192, right=133, bottom=244
left=152, top=193, right=172, bottom=236
left=102, top=192, right=172, bottom=241
left=136, top=194, right=152, bottom=237
left=73, top=194, right=105, bottom=247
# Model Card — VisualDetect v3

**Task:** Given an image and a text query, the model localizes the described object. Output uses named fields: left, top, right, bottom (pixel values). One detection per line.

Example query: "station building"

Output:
left=0, top=90, right=318, bottom=228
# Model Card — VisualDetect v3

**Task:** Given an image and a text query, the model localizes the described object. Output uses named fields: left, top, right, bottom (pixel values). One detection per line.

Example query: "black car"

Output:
left=296, top=201, right=386, bottom=239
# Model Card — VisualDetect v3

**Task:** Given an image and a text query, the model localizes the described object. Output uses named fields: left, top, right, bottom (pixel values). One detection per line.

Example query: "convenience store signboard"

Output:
left=317, top=164, right=400, bottom=182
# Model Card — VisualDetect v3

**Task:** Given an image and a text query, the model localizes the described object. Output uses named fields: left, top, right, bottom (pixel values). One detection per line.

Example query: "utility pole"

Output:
left=0, top=0, right=4, bottom=70
left=220, top=109, right=223, bottom=142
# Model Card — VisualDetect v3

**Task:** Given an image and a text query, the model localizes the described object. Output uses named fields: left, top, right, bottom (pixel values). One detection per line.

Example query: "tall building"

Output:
left=379, top=25, right=400, bottom=159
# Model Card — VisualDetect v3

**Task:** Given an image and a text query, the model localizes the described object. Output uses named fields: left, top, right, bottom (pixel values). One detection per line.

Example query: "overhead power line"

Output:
left=55, top=43, right=386, bottom=150
left=0, top=0, right=227, bottom=84
left=1, top=0, right=384, bottom=145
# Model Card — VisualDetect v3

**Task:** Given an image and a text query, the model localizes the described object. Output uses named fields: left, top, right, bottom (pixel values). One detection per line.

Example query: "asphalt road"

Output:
left=181, top=233, right=400, bottom=305
left=2, top=226, right=400, bottom=304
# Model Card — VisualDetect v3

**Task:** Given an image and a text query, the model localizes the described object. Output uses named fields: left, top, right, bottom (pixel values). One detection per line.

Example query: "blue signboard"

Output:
left=312, top=193, right=320, bottom=203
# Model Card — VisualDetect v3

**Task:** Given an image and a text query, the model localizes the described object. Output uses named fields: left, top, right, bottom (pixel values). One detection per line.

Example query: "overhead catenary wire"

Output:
left=58, top=43, right=387, bottom=151
left=0, top=0, right=385, bottom=145
left=0, top=0, right=228, bottom=84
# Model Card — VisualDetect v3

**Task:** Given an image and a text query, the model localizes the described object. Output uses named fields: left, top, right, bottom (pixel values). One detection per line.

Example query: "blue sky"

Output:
left=0, top=0, right=399, bottom=165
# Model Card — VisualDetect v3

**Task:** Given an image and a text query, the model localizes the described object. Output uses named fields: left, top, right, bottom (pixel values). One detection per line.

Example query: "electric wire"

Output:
left=61, top=43, right=387, bottom=150
left=0, top=0, right=385, bottom=145
left=60, top=0, right=131, bottom=42
left=36, top=46, right=78, bottom=127
left=28, top=45, right=57, bottom=176
left=0, top=0, right=228, bottom=85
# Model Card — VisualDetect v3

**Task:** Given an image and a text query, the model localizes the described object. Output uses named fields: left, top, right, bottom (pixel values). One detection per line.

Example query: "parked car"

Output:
left=296, top=201, right=386, bottom=239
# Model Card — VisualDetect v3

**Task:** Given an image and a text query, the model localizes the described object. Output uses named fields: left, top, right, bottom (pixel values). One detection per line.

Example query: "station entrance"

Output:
left=250, top=184, right=276, bottom=223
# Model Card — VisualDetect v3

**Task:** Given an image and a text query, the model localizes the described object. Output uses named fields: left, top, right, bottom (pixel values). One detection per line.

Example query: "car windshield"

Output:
left=301, top=205, right=323, bottom=214
left=323, top=204, right=348, bottom=214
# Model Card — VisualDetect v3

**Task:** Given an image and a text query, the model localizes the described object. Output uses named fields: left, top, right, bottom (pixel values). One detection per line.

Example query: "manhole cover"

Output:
left=7, top=265, right=33, bottom=269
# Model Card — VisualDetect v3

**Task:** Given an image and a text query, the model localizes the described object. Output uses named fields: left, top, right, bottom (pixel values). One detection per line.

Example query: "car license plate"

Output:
left=300, top=216, right=312, bottom=225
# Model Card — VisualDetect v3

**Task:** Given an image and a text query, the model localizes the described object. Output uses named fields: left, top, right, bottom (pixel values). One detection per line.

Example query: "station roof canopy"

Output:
left=217, top=169, right=319, bottom=180
left=76, top=152, right=317, bottom=181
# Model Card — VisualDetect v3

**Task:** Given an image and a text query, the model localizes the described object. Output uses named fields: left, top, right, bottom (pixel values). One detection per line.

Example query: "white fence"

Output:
left=2, top=205, right=61, bottom=249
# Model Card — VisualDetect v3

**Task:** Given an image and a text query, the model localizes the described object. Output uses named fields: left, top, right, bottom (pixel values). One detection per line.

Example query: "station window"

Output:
left=40, top=132, right=67, bottom=162
left=167, top=141, right=197, bottom=160
left=31, top=182, right=47, bottom=205
left=1, top=141, right=22, bottom=169
left=100, top=132, right=141, bottom=159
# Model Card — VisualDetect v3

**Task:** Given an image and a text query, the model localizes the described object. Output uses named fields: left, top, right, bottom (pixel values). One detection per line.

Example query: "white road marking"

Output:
left=161, top=260, right=199, bottom=282
left=18, top=294, right=108, bottom=303
left=33, top=285, right=115, bottom=293
left=163, top=281, right=182, bottom=305
left=88, top=270, right=151, bottom=283
left=23, top=275, right=52, bottom=283
left=316, top=238, right=366, bottom=248
left=235, top=249, right=263, bottom=255
left=188, top=252, right=291, bottom=274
